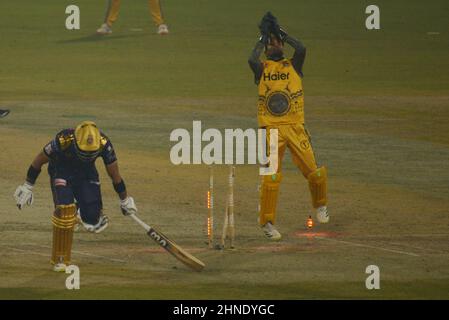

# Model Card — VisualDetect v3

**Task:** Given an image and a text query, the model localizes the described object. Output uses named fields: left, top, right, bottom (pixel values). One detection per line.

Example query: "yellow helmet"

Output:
left=74, top=121, right=101, bottom=161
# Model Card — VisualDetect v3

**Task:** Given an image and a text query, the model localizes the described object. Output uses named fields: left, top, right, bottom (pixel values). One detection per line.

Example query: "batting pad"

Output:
left=259, top=173, right=282, bottom=226
left=307, top=166, right=328, bottom=208
left=51, top=204, right=77, bottom=265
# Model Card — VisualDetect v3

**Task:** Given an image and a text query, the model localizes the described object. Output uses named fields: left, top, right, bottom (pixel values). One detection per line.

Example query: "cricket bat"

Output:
left=129, top=213, right=205, bottom=272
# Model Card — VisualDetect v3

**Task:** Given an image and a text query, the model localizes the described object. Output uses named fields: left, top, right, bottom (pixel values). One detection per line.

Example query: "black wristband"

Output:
left=26, top=165, right=41, bottom=184
left=113, top=179, right=126, bottom=194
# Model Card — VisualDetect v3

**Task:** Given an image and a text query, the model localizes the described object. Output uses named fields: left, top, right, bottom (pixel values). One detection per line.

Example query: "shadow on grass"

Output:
left=56, top=33, right=148, bottom=44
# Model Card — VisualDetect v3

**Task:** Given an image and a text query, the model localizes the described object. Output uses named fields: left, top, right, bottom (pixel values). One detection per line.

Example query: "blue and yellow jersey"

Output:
left=43, top=129, right=117, bottom=178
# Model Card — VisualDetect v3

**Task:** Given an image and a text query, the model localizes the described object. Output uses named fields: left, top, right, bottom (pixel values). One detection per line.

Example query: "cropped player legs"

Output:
left=50, top=178, right=76, bottom=270
left=104, top=0, right=121, bottom=26
left=102, top=0, right=166, bottom=33
left=73, top=180, right=103, bottom=226
left=259, top=127, right=287, bottom=226
left=148, top=0, right=165, bottom=26
left=286, top=124, right=328, bottom=209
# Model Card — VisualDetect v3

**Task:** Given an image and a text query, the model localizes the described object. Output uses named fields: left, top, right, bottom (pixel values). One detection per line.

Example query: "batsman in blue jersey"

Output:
left=14, top=121, right=138, bottom=272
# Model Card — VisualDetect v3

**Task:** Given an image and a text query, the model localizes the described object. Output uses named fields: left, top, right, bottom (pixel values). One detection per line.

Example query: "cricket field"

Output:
left=0, top=0, right=448, bottom=299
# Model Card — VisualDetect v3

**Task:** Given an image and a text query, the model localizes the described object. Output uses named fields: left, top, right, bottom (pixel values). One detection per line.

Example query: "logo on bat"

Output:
left=148, top=229, right=168, bottom=247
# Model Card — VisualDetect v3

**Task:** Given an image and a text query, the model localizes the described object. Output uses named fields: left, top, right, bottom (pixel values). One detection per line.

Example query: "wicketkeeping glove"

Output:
left=259, top=12, right=282, bottom=43
left=120, top=196, right=137, bottom=216
left=14, top=182, right=34, bottom=210
left=259, top=15, right=271, bottom=39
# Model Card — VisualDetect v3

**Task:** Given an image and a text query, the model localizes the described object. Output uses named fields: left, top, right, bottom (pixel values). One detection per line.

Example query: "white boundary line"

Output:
left=71, top=249, right=126, bottom=263
left=7, top=247, right=49, bottom=257
left=40, top=244, right=127, bottom=263
left=389, top=242, right=447, bottom=254
left=363, top=233, right=449, bottom=238
left=8, top=244, right=127, bottom=263
left=315, top=236, right=420, bottom=257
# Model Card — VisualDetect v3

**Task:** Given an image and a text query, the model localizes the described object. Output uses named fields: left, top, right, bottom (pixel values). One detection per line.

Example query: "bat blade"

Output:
left=130, top=214, right=205, bottom=272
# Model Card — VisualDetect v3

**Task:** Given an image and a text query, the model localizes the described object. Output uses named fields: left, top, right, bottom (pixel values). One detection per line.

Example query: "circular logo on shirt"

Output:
left=266, top=91, right=291, bottom=116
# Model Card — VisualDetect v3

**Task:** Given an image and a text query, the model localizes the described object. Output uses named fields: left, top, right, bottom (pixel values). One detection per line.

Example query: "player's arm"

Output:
left=29, top=151, right=49, bottom=183
left=248, top=40, right=265, bottom=84
left=105, top=161, right=127, bottom=200
left=14, top=148, right=50, bottom=210
left=280, top=30, right=306, bottom=77
left=101, top=139, right=137, bottom=215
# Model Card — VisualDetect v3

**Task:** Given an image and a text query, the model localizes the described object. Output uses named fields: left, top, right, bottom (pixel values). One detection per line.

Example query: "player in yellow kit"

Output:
left=249, top=12, right=329, bottom=241
left=97, top=0, right=169, bottom=35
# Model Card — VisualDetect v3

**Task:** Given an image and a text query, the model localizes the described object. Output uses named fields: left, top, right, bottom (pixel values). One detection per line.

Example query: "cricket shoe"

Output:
left=96, top=23, right=112, bottom=35
left=157, top=24, right=169, bottom=35
left=261, top=222, right=282, bottom=241
left=53, top=263, right=66, bottom=272
left=78, top=214, right=109, bottom=233
left=0, top=109, right=10, bottom=118
left=316, top=206, right=329, bottom=224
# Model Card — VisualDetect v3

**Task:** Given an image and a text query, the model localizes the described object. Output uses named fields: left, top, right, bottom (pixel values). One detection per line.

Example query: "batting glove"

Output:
left=120, top=196, right=137, bottom=216
left=14, top=182, right=34, bottom=210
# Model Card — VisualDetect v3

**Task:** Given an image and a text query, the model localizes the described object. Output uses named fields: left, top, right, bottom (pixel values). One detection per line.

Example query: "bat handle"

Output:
left=130, top=213, right=151, bottom=232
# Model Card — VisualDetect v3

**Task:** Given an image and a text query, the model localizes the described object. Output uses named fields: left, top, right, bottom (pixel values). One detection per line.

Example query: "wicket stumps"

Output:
left=221, top=165, right=236, bottom=249
left=206, top=165, right=236, bottom=250
left=207, top=166, right=214, bottom=248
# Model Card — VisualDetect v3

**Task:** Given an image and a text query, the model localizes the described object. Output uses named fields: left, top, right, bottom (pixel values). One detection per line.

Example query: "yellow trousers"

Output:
left=259, top=123, right=327, bottom=225
left=272, top=123, right=317, bottom=176
left=104, top=0, right=165, bottom=26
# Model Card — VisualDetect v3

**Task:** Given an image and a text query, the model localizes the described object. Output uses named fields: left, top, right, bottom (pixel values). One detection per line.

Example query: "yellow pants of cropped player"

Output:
left=104, top=0, right=165, bottom=26
left=259, top=123, right=328, bottom=226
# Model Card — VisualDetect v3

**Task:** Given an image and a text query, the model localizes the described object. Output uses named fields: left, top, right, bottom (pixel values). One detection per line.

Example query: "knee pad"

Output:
left=307, top=166, right=327, bottom=208
left=52, top=178, right=74, bottom=205
left=51, top=204, right=77, bottom=265
left=259, top=172, right=282, bottom=226
left=78, top=203, right=102, bottom=225
left=77, top=181, right=103, bottom=225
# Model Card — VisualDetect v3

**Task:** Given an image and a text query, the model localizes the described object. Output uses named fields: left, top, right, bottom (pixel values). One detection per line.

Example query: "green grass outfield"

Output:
left=0, top=0, right=448, bottom=299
